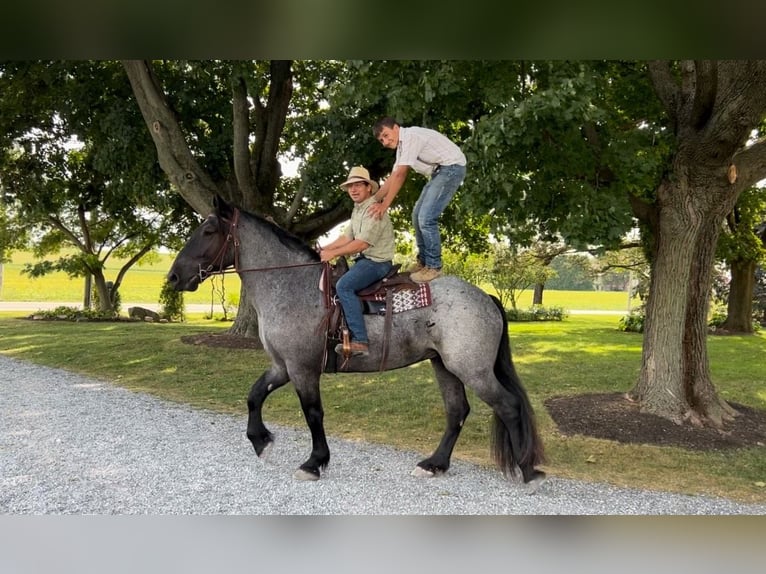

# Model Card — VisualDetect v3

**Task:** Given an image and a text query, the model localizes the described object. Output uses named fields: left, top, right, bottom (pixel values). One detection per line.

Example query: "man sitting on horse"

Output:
left=318, top=166, right=396, bottom=357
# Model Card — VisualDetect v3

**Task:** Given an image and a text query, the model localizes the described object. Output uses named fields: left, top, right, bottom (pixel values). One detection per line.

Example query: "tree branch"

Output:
left=47, top=214, right=86, bottom=253
left=290, top=200, right=351, bottom=241
left=646, top=60, right=679, bottom=131
left=231, top=74, right=254, bottom=200
left=251, top=60, right=293, bottom=212
left=112, top=240, right=155, bottom=294
left=732, top=136, right=766, bottom=189
left=121, top=60, right=219, bottom=216
left=285, top=172, right=307, bottom=225
left=689, top=60, right=718, bottom=129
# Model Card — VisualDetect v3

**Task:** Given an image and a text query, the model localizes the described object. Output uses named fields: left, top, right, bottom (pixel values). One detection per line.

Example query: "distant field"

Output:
left=0, top=250, right=638, bottom=311
left=0, top=251, right=236, bottom=306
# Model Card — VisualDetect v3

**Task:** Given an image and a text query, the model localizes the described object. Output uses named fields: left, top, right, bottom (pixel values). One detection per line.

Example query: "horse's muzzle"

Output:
left=166, top=269, right=201, bottom=292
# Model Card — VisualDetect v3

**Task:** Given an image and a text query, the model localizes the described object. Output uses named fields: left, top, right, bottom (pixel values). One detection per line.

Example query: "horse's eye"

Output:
left=202, top=218, right=219, bottom=235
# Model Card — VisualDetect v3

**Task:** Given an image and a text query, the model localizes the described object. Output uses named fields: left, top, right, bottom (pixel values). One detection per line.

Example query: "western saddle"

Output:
left=319, top=257, right=421, bottom=371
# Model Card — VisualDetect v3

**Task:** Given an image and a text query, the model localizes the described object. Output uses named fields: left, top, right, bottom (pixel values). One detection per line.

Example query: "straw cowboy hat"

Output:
left=339, top=166, right=379, bottom=194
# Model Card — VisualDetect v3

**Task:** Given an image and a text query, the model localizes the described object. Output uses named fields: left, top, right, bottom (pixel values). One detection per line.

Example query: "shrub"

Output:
left=29, top=305, right=121, bottom=321
left=159, top=279, right=185, bottom=322
left=506, top=305, right=568, bottom=322
left=618, top=311, right=645, bottom=333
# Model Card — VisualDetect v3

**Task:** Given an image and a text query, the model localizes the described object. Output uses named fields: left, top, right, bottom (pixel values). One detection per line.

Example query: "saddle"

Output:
left=319, top=257, right=427, bottom=372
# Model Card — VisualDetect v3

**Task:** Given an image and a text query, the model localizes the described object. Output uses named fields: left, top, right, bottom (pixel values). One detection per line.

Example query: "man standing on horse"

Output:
left=318, top=166, right=395, bottom=357
left=369, top=116, right=467, bottom=283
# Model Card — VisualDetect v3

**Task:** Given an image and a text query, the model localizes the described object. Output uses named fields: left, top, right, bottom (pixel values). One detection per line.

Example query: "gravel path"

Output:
left=2, top=354, right=764, bottom=515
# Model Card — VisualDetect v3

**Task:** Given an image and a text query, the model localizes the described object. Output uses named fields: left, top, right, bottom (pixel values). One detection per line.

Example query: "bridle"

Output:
left=197, top=207, right=343, bottom=370
left=197, top=208, right=324, bottom=283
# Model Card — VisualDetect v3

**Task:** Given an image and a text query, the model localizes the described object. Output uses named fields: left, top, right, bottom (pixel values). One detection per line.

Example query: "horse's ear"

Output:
left=212, top=195, right=233, bottom=218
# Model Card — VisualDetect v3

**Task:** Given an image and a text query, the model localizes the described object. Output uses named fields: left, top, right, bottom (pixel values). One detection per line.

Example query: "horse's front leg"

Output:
left=247, top=366, right=289, bottom=458
left=292, top=372, right=329, bottom=481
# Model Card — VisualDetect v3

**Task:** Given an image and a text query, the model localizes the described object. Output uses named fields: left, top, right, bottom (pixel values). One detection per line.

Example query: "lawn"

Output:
left=1, top=250, right=638, bottom=311
left=1, top=311, right=764, bottom=504
left=0, top=250, right=240, bottom=307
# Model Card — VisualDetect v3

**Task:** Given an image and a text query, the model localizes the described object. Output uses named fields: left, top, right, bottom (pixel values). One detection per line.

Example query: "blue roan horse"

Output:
left=168, top=197, right=546, bottom=491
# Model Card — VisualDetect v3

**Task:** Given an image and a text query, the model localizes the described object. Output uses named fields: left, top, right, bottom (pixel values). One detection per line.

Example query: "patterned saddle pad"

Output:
left=363, top=282, right=432, bottom=313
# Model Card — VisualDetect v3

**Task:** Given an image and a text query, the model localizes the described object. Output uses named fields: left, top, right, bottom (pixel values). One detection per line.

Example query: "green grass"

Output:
left=0, top=250, right=242, bottom=306
left=1, top=311, right=764, bottom=504
left=1, top=250, right=638, bottom=311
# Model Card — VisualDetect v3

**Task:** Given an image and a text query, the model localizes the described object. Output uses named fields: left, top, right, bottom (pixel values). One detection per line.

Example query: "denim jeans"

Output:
left=412, top=164, right=466, bottom=269
left=336, top=256, right=393, bottom=344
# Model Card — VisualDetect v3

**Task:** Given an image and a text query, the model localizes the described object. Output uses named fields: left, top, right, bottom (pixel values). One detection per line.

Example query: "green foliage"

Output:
left=441, top=247, right=492, bottom=286
left=716, top=187, right=766, bottom=265
left=159, top=279, right=185, bottom=322
left=28, top=305, right=118, bottom=321
left=547, top=254, right=595, bottom=290
left=487, top=244, right=556, bottom=310
left=452, top=61, right=672, bottom=250
left=0, top=61, right=196, bottom=314
left=618, top=310, right=645, bottom=333
left=506, top=304, right=568, bottom=322
left=0, top=203, right=27, bottom=263
left=617, top=304, right=762, bottom=334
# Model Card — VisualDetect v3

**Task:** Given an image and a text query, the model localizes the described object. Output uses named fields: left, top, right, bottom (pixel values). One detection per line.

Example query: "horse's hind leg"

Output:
left=247, top=365, right=289, bottom=458
left=292, top=372, right=330, bottom=481
left=473, top=384, right=546, bottom=492
left=413, top=357, right=471, bottom=477
left=490, top=401, right=547, bottom=492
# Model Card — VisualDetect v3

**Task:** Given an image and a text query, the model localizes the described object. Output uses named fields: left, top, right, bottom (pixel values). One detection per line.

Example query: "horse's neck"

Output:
left=235, top=216, right=321, bottom=296
left=237, top=216, right=314, bottom=269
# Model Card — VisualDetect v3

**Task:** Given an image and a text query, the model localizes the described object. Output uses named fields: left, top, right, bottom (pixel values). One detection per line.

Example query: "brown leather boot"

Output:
left=334, top=341, right=369, bottom=357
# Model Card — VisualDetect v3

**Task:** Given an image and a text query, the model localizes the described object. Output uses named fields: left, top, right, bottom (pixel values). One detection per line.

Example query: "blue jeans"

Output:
left=412, top=164, right=466, bottom=269
left=336, top=256, right=393, bottom=344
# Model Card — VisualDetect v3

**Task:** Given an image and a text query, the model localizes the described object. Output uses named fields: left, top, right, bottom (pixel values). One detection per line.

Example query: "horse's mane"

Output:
left=239, top=209, right=320, bottom=262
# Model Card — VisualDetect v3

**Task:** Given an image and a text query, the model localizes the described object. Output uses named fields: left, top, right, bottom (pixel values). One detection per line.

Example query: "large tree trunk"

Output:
left=229, top=285, right=262, bottom=342
left=721, top=258, right=756, bottom=333
left=631, top=60, right=766, bottom=428
left=682, top=216, right=739, bottom=427
left=630, top=180, right=699, bottom=423
left=630, top=171, right=739, bottom=427
left=532, top=283, right=544, bottom=305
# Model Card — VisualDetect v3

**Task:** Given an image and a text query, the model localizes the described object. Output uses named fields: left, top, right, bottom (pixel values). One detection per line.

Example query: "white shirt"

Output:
left=394, top=126, right=466, bottom=177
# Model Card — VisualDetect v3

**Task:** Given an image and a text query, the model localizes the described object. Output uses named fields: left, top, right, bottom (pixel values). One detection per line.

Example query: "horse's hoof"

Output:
left=525, top=472, right=547, bottom=495
left=257, top=442, right=273, bottom=461
left=411, top=466, right=435, bottom=478
left=294, top=468, right=320, bottom=481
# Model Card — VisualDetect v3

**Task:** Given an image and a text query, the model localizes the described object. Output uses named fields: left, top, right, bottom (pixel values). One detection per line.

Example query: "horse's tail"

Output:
left=488, top=295, right=545, bottom=477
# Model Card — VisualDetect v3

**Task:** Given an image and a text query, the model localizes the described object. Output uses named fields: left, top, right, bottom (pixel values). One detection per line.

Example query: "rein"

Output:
left=198, top=208, right=324, bottom=282
left=199, top=207, right=335, bottom=371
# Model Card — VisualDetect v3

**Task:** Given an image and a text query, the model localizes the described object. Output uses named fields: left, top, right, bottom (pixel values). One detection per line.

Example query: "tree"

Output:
left=122, top=60, right=365, bottom=337
left=124, top=59, right=766, bottom=428
left=547, top=254, right=596, bottom=291
left=0, top=61, right=192, bottom=312
left=528, top=242, right=570, bottom=304
left=465, top=60, right=766, bottom=427
left=487, top=244, right=555, bottom=310
left=629, top=61, right=766, bottom=426
left=716, top=186, right=766, bottom=332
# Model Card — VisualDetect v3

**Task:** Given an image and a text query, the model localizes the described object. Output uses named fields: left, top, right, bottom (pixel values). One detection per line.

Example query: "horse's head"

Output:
left=167, top=197, right=238, bottom=292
